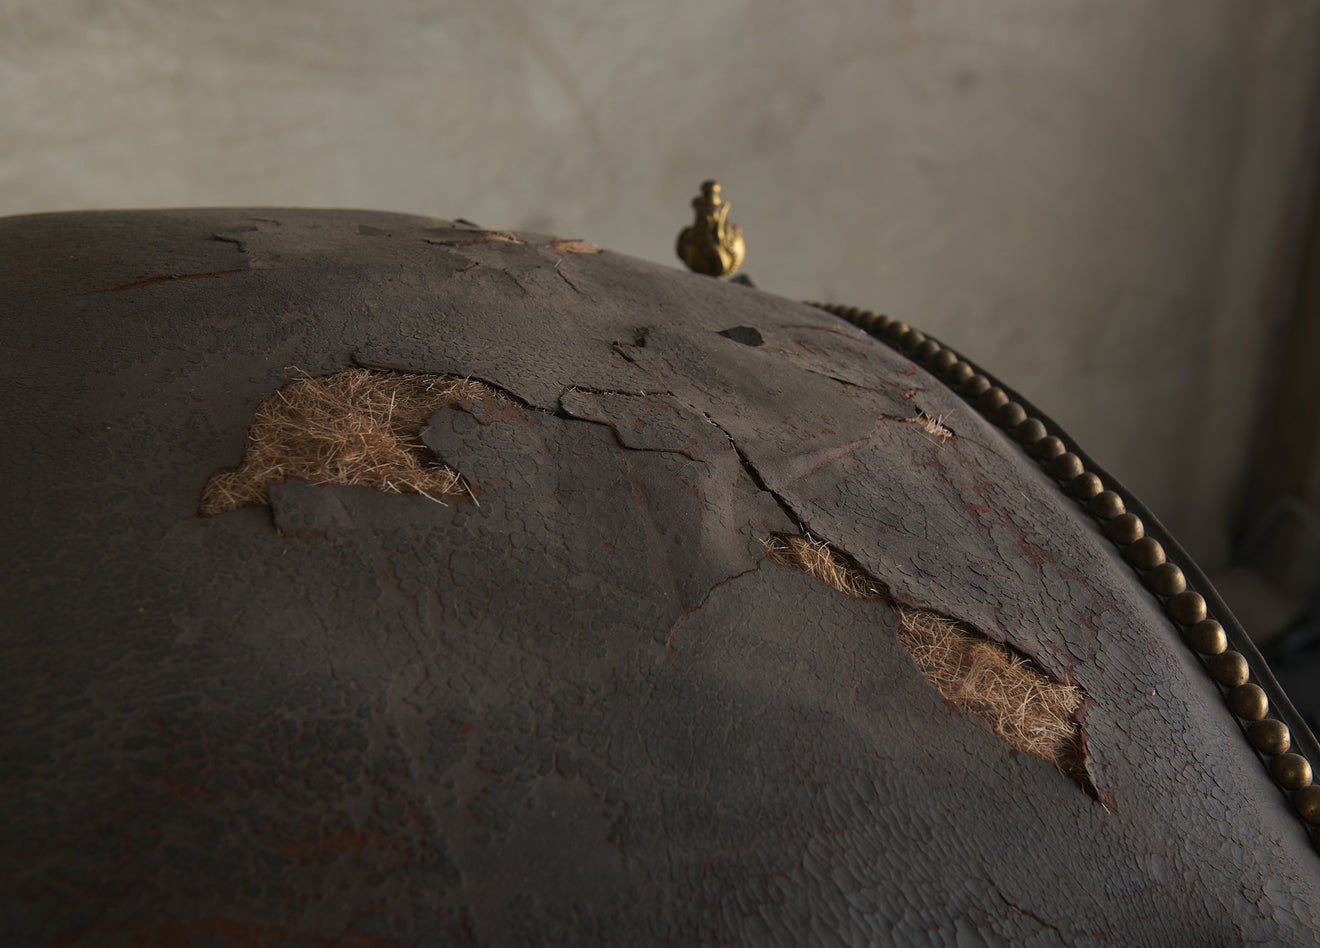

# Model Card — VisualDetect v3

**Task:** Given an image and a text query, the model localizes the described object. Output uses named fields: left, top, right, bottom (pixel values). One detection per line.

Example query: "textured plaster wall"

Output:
left=3, top=0, right=1318, bottom=565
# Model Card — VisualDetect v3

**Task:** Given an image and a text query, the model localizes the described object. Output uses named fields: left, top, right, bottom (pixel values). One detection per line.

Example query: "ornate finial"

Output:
left=676, top=180, right=745, bottom=278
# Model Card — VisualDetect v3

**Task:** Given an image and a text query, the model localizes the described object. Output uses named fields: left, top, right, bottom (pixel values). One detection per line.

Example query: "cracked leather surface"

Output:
left=2, top=208, right=1317, bottom=945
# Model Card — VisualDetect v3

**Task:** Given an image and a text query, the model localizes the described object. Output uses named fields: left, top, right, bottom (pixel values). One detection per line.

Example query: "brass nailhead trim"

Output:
left=1014, top=418, right=1048, bottom=446
left=1271, top=753, right=1312, bottom=791
left=1206, top=651, right=1250, bottom=688
left=995, top=402, right=1028, bottom=429
left=1295, top=785, right=1320, bottom=824
left=1184, top=620, right=1227, bottom=656
left=914, top=338, right=941, bottom=362
left=1249, top=719, right=1292, bottom=756
left=1126, top=537, right=1166, bottom=571
left=961, top=374, right=992, bottom=399
left=945, top=362, right=974, bottom=386
left=1228, top=684, right=1269, bottom=722
left=1069, top=473, right=1104, bottom=501
left=811, top=301, right=1319, bottom=835
left=1144, top=562, right=1187, bottom=597
left=1031, top=435, right=1066, bottom=461
left=1103, top=513, right=1144, bottom=545
left=1087, top=490, right=1125, bottom=520
left=930, top=349, right=959, bottom=374
left=1167, top=591, right=1207, bottom=626
left=1048, top=453, right=1084, bottom=481
left=979, top=387, right=1010, bottom=412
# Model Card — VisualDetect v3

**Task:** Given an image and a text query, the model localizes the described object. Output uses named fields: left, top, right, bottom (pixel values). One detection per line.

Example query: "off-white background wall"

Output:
left=3, top=0, right=1319, bottom=566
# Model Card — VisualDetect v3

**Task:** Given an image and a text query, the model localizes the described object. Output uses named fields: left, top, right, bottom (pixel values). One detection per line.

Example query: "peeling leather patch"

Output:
left=558, top=390, right=713, bottom=456
left=718, top=326, right=764, bottom=347
left=762, top=532, right=1091, bottom=794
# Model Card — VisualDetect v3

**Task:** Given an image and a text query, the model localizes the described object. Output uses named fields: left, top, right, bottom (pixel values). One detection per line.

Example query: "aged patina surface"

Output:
left=2, top=209, right=1317, bottom=944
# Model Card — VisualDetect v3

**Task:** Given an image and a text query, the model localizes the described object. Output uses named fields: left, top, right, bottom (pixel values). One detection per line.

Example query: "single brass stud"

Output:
left=1126, top=537, right=1166, bottom=571
left=1271, top=753, right=1312, bottom=790
left=1184, top=619, right=1227, bottom=656
left=900, top=329, right=927, bottom=353
left=978, top=387, right=1010, bottom=412
left=1069, top=473, right=1104, bottom=501
left=677, top=181, right=745, bottom=278
left=945, top=362, right=974, bottom=386
left=1145, top=562, right=1187, bottom=596
left=1249, top=719, right=1291, bottom=756
left=855, top=310, right=880, bottom=331
left=995, top=402, right=1028, bottom=429
left=1206, top=650, right=1249, bottom=687
left=1030, top=435, right=1066, bottom=461
left=960, top=374, right=991, bottom=398
left=884, top=321, right=910, bottom=343
left=1013, top=418, right=1047, bottom=446
left=905, top=328, right=924, bottom=346
left=1167, top=591, right=1207, bottom=626
left=1087, top=490, right=1125, bottom=520
left=1103, top=512, right=1144, bottom=545
left=914, top=340, right=941, bottom=364
left=1227, top=683, right=1268, bottom=721
left=872, top=314, right=894, bottom=333
left=1048, top=452, right=1084, bottom=481
left=929, top=349, right=958, bottom=374
left=1297, top=786, right=1320, bottom=824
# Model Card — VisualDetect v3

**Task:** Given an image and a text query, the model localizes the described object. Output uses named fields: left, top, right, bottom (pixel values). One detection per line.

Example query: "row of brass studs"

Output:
left=811, top=302, right=1320, bottom=849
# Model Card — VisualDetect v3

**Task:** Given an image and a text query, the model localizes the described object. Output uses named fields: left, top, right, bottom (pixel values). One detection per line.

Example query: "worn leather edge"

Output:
left=811, top=304, right=1320, bottom=829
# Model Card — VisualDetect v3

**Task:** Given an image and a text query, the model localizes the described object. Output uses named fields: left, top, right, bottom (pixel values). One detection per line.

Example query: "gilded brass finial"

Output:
left=677, top=180, right=745, bottom=278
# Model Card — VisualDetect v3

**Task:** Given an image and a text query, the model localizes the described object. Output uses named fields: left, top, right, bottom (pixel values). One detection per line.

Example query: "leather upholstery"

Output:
left=3, top=209, right=1316, bottom=944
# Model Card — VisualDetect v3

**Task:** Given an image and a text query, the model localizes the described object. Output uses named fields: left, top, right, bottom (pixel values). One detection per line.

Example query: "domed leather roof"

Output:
left=2, top=209, right=1317, bottom=944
